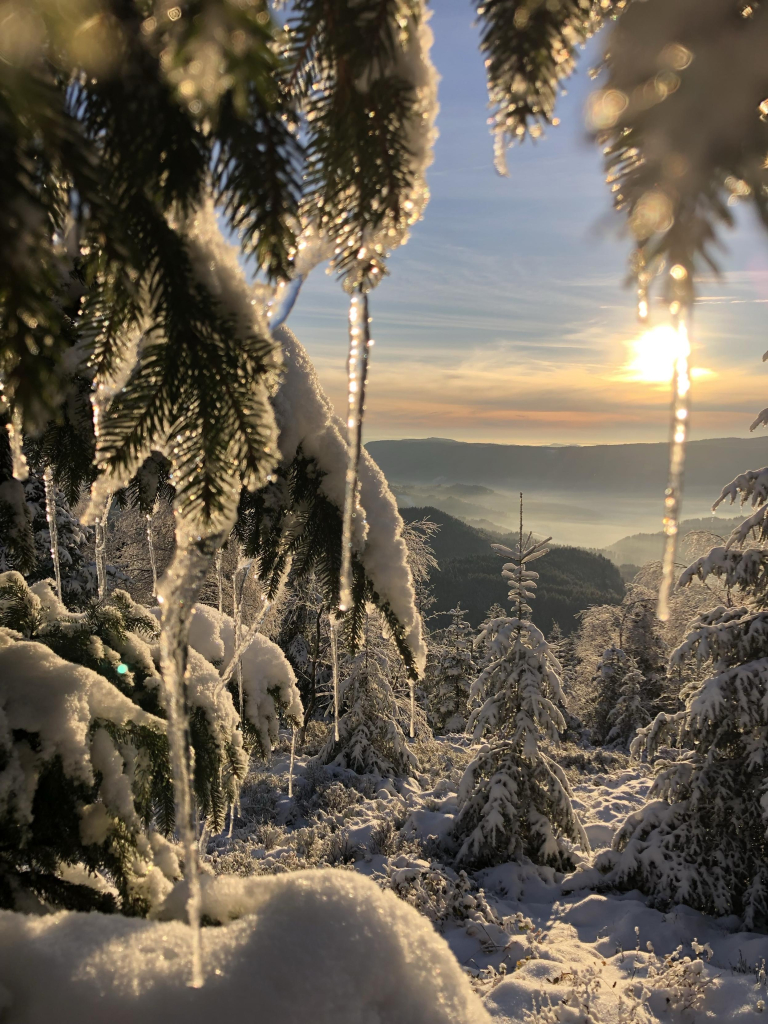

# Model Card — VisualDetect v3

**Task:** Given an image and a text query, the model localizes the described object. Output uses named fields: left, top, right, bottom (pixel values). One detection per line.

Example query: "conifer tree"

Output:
left=453, top=497, right=588, bottom=869
left=600, top=389, right=768, bottom=926
left=316, top=609, right=418, bottom=779
left=433, top=605, right=475, bottom=734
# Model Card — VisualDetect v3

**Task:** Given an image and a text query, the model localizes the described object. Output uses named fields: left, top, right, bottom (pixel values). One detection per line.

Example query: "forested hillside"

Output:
left=399, top=507, right=624, bottom=632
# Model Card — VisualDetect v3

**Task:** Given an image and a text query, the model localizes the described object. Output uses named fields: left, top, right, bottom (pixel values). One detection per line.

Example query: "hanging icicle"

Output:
left=216, top=548, right=223, bottom=614
left=95, top=493, right=113, bottom=600
left=4, top=408, right=28, bottom=481
left=288, top=727, right=296, bottom=798
left=657, top=295, right=692, bottom=622
left=43, top=467, right=62, bottom=602
left=339, top=291, right=371, bottom=612
left=146, top=510, right=158, bottom=599
left=409, top=681, right=415, bottom=740
left=330, top=614, right=340, bottom=742
left=267, top=275, right=306, bottom=331
left=156, top=527, right=225, bottom=989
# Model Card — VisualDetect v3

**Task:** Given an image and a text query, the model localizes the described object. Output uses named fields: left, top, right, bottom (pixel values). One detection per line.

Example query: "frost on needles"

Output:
left=453, top=500, right=589, bottom=870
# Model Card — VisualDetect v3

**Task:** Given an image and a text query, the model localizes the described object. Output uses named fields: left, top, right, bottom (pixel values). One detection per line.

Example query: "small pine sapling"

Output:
left=453, top=496, right=588, bottom=869
left=433, top=605, right=475, bottom=733
left=316, top=610, right=419, bottom=779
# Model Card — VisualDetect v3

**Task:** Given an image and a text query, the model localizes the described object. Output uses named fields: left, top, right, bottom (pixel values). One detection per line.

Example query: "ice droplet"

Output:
left=657, top=309, right=692, bottom=621
left=43, top=467, right=62, bottom=602
left=330, top=614, right=340, bottom=742
left=95, top=493, right=113, bottom=600
left=146, top=511, right=158, bottom=598
left=339, top=292, right=371, bottom=612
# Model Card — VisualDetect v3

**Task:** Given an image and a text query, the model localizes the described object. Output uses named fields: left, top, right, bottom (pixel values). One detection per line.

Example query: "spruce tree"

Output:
left=0, top=574, right=250, bottom=912
left=599, top=396, right=768, bottom=926
left=453, top=497, right=588, bottom=870
left=433, top=605, right=475, bottom=734
left=316, top=609, right=418, bottom=779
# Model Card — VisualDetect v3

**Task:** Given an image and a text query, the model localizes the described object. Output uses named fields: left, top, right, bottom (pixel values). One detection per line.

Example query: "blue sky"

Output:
left=288, top=0, right=768, bottom=446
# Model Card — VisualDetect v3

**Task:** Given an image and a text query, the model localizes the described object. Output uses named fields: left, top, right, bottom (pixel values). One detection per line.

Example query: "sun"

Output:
left=620, top=324, right=713, bottom=386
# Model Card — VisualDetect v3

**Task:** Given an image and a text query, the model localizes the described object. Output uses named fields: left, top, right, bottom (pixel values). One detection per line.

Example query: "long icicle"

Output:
left=409, top=681, right=415, bottom=739
left=216, top=549, right=223, bottom=614
left=330, top=614, right=340, bottom=742
left=657, top=304, right=692, bottom=621
left=339, top=290, right=371, bottom=612
left=146, top=510, right=158, bottom=599
left=43, top=467, right=62, bottom=602
left=95, top=493, right=113, bottom=600
left=288, top=727, right=296, bottom=798
left=157, top=527, right=225, bottom=989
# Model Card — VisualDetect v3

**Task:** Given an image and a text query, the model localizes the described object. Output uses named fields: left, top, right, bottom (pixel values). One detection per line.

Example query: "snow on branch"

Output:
left=272, top=326, right=426, bottom=676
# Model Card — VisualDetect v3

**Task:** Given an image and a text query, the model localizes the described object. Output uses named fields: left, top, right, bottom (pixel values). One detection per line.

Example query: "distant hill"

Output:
left=400, top=506, right=624, bottom=633
left=603, top=515, right=745, bottom=566
left=368, top=437, right=768, bottom=496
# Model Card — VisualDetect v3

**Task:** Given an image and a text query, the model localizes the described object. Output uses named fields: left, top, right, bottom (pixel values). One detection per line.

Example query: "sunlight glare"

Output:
left=624, top=324, right=690, bottom=384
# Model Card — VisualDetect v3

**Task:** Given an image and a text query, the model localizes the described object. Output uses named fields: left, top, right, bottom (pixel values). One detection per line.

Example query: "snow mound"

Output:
left=0, top=870, right=491, bottom=1024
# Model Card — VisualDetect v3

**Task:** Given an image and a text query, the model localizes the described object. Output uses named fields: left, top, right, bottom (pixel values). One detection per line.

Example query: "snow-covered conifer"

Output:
left=316, top=610, right=419, bottom=778
left=0, top=575, right=256, bottom=912
left=433, top=605, right=475, bottom=733
left=453, top=498, right=588, bottom=869
left=599, top=467, right=768, bottom=924
left=605, top=665, right=653, bottom=749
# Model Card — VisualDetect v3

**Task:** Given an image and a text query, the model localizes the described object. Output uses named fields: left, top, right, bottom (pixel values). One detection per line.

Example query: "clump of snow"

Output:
left=0, top=632, right=164, bottom=822
left=272, top=326, right=426, bottom=675
left=188, top=602, right=302, bottom=752
left=0, top=870, right=491, bottom=1024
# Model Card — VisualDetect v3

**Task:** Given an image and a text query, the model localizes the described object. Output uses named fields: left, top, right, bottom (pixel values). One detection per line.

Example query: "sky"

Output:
left=288, top=0, right=768, bottom=447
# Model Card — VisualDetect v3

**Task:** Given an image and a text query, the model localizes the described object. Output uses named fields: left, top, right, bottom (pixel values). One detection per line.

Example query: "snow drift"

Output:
left=0, top=870, right=491, bottom=1024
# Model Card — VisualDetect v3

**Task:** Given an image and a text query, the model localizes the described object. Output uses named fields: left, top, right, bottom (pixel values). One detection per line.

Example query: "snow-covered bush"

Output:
left=187, top=602, right=302, bottom=758
left=0, top=575, right=257, bottom=912
left=453, top=521, right=588, bottom=869
left=375, top=853, right=533, bottom=937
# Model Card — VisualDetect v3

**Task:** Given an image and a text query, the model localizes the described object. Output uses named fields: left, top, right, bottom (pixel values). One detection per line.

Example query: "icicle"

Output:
left=409, top=681, right=415, bottom=739
left=43, top=467, right=62, bottom=602
left=95, top=493, right=113, bottom=600
left=216, top=549, right=223, bottom=614
left=339, top=291, right=371, bottom=612
left=231, top=557, right=249, bottom=717
left=657, top=304, right=692, bottom=622
left=5, top=410, right=28, bottom=481
left=330, top=615, right=340, bottom=742
left=156, top=527, right=226, bottom=989
left=267, top=275, right=305, bottom=331
left=146, top=511, right=158, bottom=598
left=288, top=727, right=296, bottom=798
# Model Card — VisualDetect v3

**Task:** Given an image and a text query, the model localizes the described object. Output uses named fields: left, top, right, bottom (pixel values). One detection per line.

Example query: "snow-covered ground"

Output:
left=218, top=745, right=768, bottom=1023
left=4, top=743, right=768, bottom=1022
